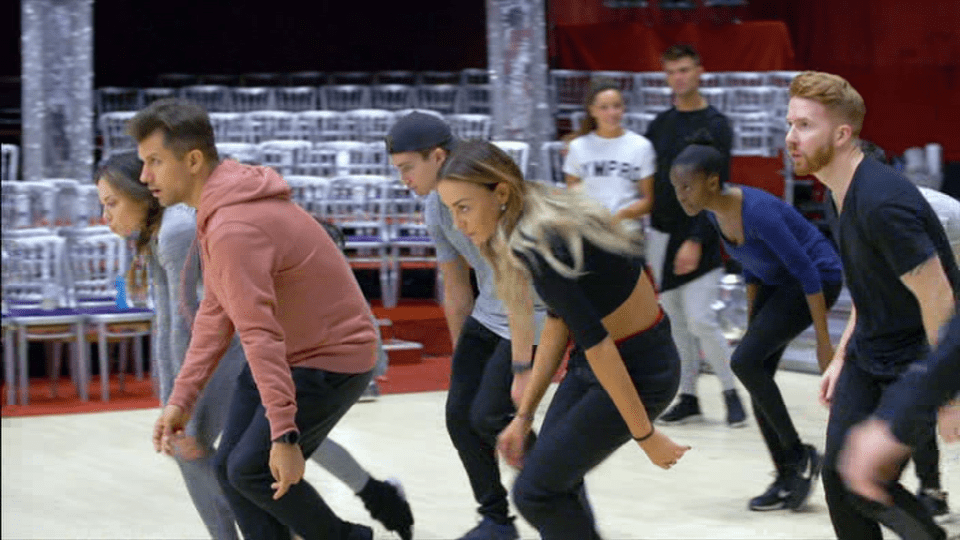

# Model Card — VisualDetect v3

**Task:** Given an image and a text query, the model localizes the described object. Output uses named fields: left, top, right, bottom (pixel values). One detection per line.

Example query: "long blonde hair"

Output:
left=438, top=140, right=643, bottom=316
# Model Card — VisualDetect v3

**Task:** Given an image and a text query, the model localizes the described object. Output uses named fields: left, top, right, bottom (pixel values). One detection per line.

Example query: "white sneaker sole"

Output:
left=656, top=413, right=704, bottom=426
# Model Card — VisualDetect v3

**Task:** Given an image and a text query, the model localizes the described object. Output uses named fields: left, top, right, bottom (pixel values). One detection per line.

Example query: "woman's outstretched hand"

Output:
left=637, top=429, right=691, bottom=470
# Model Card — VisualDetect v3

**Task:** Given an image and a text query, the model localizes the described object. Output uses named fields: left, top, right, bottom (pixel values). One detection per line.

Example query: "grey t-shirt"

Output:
left=424, top=191, right=546, bottom=341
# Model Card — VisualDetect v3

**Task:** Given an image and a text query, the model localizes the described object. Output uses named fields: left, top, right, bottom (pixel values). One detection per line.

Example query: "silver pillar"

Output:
left=487, top=0, right=554, bottom=181
left=21, top=0, right=94, bottom=182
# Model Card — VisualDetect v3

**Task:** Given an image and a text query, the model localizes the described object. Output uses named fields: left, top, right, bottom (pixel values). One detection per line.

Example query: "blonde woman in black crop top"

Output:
left=437, top=140, right=689, bottom=538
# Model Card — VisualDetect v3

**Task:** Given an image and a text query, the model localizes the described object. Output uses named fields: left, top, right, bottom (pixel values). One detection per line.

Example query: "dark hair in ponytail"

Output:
left=671, top=128, right=726, bottom=187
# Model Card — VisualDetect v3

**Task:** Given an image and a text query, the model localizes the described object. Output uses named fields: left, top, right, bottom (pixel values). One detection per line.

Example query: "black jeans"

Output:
left=730, top=279, right=841, bottom=473
left=512, top=316, right=680, bottom=539
left=823, top=359, right=945, bottom=540
left=214, top=363, right=373, bottom=540
left=445, top=316, right=520, bottom=523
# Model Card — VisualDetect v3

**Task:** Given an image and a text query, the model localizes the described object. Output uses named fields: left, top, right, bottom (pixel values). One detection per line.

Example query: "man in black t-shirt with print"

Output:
left=789, top=71, right=958, bottom=540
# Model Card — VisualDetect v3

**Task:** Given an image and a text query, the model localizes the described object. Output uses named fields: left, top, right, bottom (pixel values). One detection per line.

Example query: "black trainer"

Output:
left=723, top=388, right=748, bottom=428
left=918, top=488, right=950, bottom=518
left=749, top=474, right=791, bottom=511
left=657, top=394, right=703, bottom=425
left=785, top=444, right=822, bottom=511
left=358, top=478, right=414, bottom=540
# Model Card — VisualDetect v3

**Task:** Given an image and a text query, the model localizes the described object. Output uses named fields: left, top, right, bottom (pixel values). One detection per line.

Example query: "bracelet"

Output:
left=633, top=426, right=655, bottom=442
left=515, top=412, right=534, bottom=422
left=511, top=361, right=534, bottom=374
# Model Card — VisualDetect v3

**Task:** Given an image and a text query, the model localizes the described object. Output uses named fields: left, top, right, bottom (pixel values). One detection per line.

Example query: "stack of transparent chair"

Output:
left=325, top=176, right=393, bottom=306
left=140, top=87, right=177, bottom=106
left=3, top=181, right=59, bottom=229
left=723, top=71, right=767, bottom=88
left=635, top=71, right=668, bottom=89
left=311, top=141, right=379, bottom=177
left=96, top=87, right=141, bottom=115
left=208, top=113, right=248, bottom=143
left=296, top=111, right=351, bottom=143
left=2, top=230, right=87, bottom=404
left=549, top=70, right=592, bottom=121
left=370, top=84, right=417, bottom=111
left=638, top=87, right=674, bottom=114
left=2, top=143, right=19, bottom=180
left=345, top=109, right=396, bottom=142
left=460, top=68, right=491, bottom=114
left=181, top=85, right=230, bottom=112
left=446, top=114, right=492, bottom=140
left=701, top=87, right=729, bottom=113
left=728, top=112, right=774, bottom=157
left=99, top=111, right=138, bottom=159
left=385, top=182, right=435, bottom=308
left=714, top=273, right=748, bottom=343
left=623, top=112, right=656, bottom=136
left=321, top=85, right=371, bottom=111
left=229, top=87, right=274, bottom=112
left=216, top=142, right=260, bottom=165
left=492, top=140, right=531, bottom=178
left=284, top=176, right=330, bottom=218
left=393, top=108, right=444, bottom=121
left=728, top=87, right=778, bottom=115
left=374, top=71, right=418, bottom=85
left=274, top=86, right=318, bottom=112
left=257, top=140, right=313, bottom=176
left=74, top=184, right=103, bottom=227
left=62, top=227, right=154, bottom=402
left=539, top=141, right=568, bottom=186
left=244, top=111, right=297, bottom=143
left=416, top=84, right=461, bottom=115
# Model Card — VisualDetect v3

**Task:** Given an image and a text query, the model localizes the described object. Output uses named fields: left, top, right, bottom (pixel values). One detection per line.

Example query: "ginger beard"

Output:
left=791, top=139, right=835, bottom=177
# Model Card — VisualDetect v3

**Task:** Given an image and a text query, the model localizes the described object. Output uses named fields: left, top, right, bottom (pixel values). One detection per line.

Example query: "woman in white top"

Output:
left=564, top=80, right=656, bottom=233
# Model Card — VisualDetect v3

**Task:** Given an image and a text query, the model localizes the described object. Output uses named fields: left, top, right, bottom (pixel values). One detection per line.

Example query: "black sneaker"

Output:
left=749, top=474, right=791, bottom=511
left=785, top=444, right=822, bottom=511
left=918, top=488, right=950, bottom=518
left=358, top=478, right=413, bottom=540
left=657, top=394, right=703, bottom=425
left=723, top=389, right=748, bottom=428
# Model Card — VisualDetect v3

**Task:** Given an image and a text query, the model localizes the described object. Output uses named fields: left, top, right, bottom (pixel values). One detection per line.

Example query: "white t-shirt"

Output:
left=563, top=130, right=656, bottom=215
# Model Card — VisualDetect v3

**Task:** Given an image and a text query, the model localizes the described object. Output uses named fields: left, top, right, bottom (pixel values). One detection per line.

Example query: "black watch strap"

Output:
left=273, top=430, right=299, bottom=444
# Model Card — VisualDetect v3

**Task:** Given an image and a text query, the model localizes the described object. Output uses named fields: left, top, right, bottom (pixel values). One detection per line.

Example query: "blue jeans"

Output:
left=445, top=316, right=519, bottom=523
left=513, top=316, right=680, bottom=539
left=730, top=279, right=841, bottom=472
left=214, top=363, right=373, bottom=540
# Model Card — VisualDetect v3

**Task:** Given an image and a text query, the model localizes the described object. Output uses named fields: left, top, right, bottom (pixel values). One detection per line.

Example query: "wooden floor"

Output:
left=3, top=371, right=958, bottom=540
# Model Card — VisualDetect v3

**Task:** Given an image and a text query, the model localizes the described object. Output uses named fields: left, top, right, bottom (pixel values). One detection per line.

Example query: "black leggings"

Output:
left=730, top=279, right=841, bottom=472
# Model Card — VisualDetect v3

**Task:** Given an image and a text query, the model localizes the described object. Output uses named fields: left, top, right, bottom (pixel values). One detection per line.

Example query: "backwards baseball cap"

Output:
left=385, top=111, right=455, bottom=154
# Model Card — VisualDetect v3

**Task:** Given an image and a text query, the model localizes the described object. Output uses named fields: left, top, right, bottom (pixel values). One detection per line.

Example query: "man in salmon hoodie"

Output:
left=133, top=98, right=386, bottom=540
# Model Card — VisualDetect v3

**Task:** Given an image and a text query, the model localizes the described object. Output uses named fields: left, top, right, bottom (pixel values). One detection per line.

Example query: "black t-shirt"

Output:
left=838, top=157, right=960, bottom=376
left=514, top=232, right=645, bottom=350
left=645, top=105, right=731, bottom=291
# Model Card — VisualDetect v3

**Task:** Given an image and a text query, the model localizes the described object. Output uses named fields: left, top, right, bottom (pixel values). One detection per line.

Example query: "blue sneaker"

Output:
left=458, top=517, right=519, bottom=540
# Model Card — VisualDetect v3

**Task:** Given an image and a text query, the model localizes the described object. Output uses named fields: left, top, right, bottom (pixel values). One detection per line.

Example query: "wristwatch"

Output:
left=272, top=430, right=299, bottom=445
